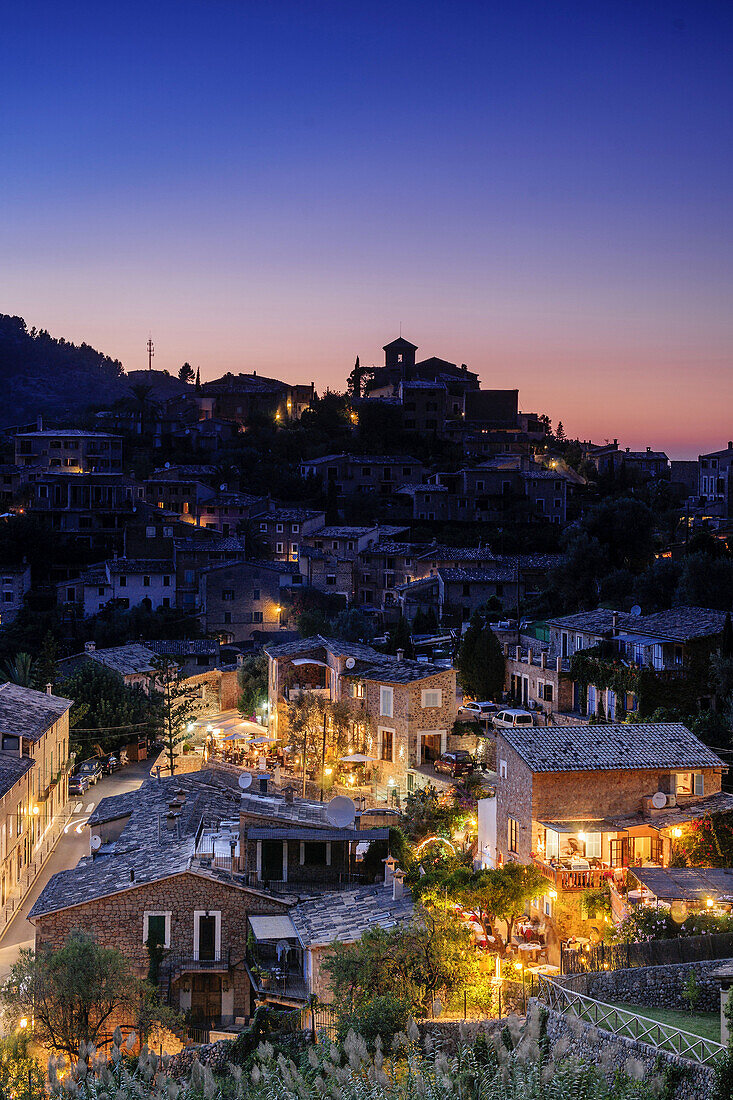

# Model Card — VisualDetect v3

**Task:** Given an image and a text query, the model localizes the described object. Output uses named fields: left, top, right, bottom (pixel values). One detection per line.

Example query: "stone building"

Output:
left=480, top=722, right=732, bottom=929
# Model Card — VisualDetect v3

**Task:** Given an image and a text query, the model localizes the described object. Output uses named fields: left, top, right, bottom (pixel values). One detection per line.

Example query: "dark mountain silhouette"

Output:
left=0, top=314, right=128, bottom=426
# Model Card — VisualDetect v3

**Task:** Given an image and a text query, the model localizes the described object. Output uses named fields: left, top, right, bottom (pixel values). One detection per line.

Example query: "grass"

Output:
left=569, top=998, right=721, bottom=1047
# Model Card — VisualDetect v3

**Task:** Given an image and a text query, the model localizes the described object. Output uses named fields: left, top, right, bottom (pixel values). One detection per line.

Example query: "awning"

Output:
left=629, top=866, right=733, bottom=902
left=538, top=820, right=616, bottom=834
left=249, top=915, right=298, bottom=942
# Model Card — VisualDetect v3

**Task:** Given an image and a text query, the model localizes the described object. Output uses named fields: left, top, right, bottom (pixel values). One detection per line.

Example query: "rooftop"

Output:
left=438, top=567, right=516, bottom=584
left=547, top=606, right=728, bottom=643
left=83, top=644, right=157, bottom=677
left=0, top=683, right=72, bottom=743
left=264, top=635, right=386, bottom=662
left=0, top=755, right=34, bottom=799
left=629, top=866, right=733, bottom=902
left=500, top=723, right=724, bottom=773
left=148, top=639, right=219, bottom=656
left=290, top=883, right=413, bottom=946
left=351, top=658, right=450, bottom=684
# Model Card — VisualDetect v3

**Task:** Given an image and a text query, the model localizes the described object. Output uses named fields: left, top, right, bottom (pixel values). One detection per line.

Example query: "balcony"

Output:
left=244, top=956, right=307, bottom=1004
left=532, top=857, right=614, bottom=892
left=170, top=947, right=231, bottom=974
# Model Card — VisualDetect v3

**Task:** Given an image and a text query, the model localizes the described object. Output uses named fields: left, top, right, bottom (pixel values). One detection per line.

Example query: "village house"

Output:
left=299, top=454, right=425, bottom=498
left=0, top=683, right=71, bottom=919
left=58, top=641, right=158, bottom=690
left=197, top=559, right=304, bottom=644
left=30, top=768, right=391, bottom=1027
left=0, top=562, right=31, bottom=626
left=480, top=722, right=732, bottom=936
left=698, top=441, right=733, bottom=519
left=57, top=557, right=176, bottom=616
left=14, top=428, right=123, bottom=474
left=255, top=508, right=326, bottom=564
left=264, top=636, right=458, bottom=798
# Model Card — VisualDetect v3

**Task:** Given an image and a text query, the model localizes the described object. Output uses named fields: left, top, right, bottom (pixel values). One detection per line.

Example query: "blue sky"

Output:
left=2, top=1, right=732, bottom=455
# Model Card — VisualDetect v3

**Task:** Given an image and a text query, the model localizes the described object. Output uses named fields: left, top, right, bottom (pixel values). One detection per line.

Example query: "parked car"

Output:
left=433, top=750, right=475, bottom=778
left=100, top=753, right=120, bottom=774
left=459, top=701, right=498, bottom=719
left=75, top=758, right=103, bottom=785
left=68, top=773, right=91, bottom=795
left=492, top=708, right=534, bottom=729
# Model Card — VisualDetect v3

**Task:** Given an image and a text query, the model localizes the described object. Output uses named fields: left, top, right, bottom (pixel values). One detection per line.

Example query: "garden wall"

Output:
left=557, top=958, right=726, bottom=1014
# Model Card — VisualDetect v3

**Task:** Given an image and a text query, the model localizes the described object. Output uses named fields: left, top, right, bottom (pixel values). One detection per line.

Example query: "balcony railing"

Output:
left=532, top=857, right=612, bottom=892
left=170, top=947, right=231, bottom=973
left=244, top=956, right=307, bottom=1003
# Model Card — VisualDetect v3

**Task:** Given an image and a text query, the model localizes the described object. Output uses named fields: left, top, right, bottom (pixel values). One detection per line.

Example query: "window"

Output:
left=421, top=689, right=442, bottom=708
left=276, top=542, right=284, bottom=554
left=163, top=575, right=170, bottom=586
left=276, top=523, right=284, bottom=533
left=537, top=681, right=554, bottom=703
left=291, top=543, right=298, bottom=554
left=584, top=832, right=602, bottom=859
left=119, top=575, right=127, bottom=587
left=351, top=681, right=365, bottom=699
left=184, top=570, right=195, bottom=584
left=508, top=817, right=518, bottom=853
left=674, top=772, right=704, bottom=796
left=253, top=588, right=260, bottom=600
left=223, top=611, right=232, bottom=624
left=379, top=686, right=393, bottom=717
left=222, top=589, right=234, bottom=601
left=252, top=611, right=263, bottom=622
left=304, top=841, right=326, bottom=864
left=260, top=523, right=268, bottom=531
left=146, top=526, right=156, bottom=538
left=194, top=910, right=221, bottom=961
left=326, top=574, right=336, bottom=585
left=499, top=760, right=507, bottom=779
left=143, top=576, right=151, bottom=587
left=379, top=728, right=394, bottom=761
left=143, top=911, right=171, bottom=949
left=292, top=524, right=299, bottom=533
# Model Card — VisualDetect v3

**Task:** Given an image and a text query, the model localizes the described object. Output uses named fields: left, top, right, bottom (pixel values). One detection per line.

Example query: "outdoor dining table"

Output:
left=516, top=942, right=541, bottom=957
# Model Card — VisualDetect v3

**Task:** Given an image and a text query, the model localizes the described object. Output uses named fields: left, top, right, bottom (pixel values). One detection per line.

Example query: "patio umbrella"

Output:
left=222, top=731, right=248, bottom=742
left=249, top=736, right=277, bottom=745
left=340, top=753, right=377, bottom=763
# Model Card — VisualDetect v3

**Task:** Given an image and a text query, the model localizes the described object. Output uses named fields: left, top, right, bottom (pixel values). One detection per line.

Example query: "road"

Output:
left=0, top=759, right=151, bottom=982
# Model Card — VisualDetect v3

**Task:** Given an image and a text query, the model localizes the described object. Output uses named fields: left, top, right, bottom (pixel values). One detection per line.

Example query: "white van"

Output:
left=492, top=708, right=534, bottom=729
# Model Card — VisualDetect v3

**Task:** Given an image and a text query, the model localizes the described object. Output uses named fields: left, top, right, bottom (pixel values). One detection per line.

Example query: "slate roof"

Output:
left=303, top=454, right=421, bottom=466
left=546, top=607, right=727, bottom=643
left=414, top=546, right=496, bottom=563
left=351, top=658, right=449, bottom=684
left=84, top=644, right=157, bottom=677
left=264, top=635, right=386, bottom=662
left=240, top=791, right=334, bottom=827
left=438, top=567, right=516, bottom=584
left=291, top=884, right=414, bottom=946
left=148, top=640, right=219, bottom=656
left=31, top=768, right=245, bottom=918
left=500, top=723, right=724, bottom=773
left=0, top=683, right=72, bottom=742
left=0, top=755, right=34, bottom=799
left=107, top=559, right=173, bottom=575
left=630, top=866, right=733, bottom=901
left=397, top=483, right=449, bottom=494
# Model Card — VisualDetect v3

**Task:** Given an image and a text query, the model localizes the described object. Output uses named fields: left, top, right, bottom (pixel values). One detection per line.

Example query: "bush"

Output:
left=335, top=994, right=411, bottom=1050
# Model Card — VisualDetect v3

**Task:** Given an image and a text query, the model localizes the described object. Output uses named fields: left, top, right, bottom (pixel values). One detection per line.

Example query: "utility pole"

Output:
left=147, top=337, right=155, bottom=372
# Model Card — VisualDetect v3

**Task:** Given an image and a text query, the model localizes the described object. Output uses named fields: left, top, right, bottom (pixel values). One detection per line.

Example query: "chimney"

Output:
left=612, top=611, right=619, bottom=632
left=626, top=447, right=630, bottom=453
left=130, top=868, right=135, bottom=882
left=85, top=641, right=96, bottom=653
left=283, top=784, right=295, bottom=804
left=166, top=812, right=177, bottom=832
left=541, top=652, right=547, bottom=670
left=396, top=649, right=404, bottom=663
left=236, top=653, right=245, bottom=668
left=728, top=442, right=733, bottom=450
left=37, top=415, right=43, bottom=431
left=555, top=656, right=562, bottom=674
left=259, top=775, right=268, bottom=794
left=175, top=788, right=186, bottom=803
left=392, top=868, right=406, bottom=901
left=383, top=854, right=397, bottom=886
left=46, top=682, right=52, bottom=696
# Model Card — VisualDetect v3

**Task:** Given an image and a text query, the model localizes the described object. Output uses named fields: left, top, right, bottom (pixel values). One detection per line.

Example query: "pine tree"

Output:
left=556, top=421, right=566, bottom=441
left=387, top=615, right=414, bottom=659
left=150, top=656, right=194, bottom=776
left=34, top=631, right=59, bottom=691
left=195, top=367, right=201, bottom=391
left=457, top=614, right=505, bottom=700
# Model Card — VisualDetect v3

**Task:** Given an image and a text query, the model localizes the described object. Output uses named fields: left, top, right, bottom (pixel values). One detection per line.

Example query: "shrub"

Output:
left=335, top=993, right=411, bottom=1050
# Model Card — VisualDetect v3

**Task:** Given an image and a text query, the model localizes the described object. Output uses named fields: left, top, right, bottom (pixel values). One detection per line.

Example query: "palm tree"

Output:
left=128, top=383, right=158, bottom=436
left=2, top=652, right=36, bottom=686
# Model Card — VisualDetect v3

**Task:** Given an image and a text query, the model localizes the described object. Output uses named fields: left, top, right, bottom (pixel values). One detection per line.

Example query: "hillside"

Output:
left=0, top=314, right=128, bottom=426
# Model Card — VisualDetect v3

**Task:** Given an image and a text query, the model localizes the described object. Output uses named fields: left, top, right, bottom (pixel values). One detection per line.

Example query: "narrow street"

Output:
left=0, top=759, right=151, bottom=982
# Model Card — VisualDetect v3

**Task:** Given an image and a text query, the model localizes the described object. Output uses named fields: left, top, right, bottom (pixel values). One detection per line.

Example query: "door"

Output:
left=198, top=915, right=217, bottom=961
left=262, top=839, right=283, bottom=880
left=609, top=837, right=632, bottom=867
left=421, top=733, right=441, bottom=764
left=190, top=974, right=222, bottom=1026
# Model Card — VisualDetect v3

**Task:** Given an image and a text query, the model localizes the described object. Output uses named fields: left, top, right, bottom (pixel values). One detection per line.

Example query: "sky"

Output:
left=1, top=1, right=732, bottom=458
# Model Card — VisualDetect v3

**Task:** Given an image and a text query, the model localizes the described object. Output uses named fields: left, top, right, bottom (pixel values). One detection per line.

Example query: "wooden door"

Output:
left=198, top=915, right=216, bottom=960
left=190, top=974, right=221, bottom=1026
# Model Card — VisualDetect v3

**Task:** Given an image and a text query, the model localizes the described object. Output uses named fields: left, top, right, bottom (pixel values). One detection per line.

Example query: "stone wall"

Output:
left=538, top=1002, right=715, bottom=1100
left=494, top=739, right=535, bottom=863
left=533, top=766, right=723, bottom=822
left=557, top=959, right=725, bottom=1014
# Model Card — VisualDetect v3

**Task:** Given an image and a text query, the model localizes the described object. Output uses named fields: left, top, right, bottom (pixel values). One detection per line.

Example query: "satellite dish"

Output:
left=220, top=484, right=227, bottom=491
left=651, top=791, right=667, bottom=809
left=165, top=462, right=170, bottom=469
left=630, top=605, right=642, bottom=617
left=91, top=835, right=102, bottom=851
left=238, top=773, right=253, bottom=791
left=345, top=657, right=356, bottom=670
left=326, top=795, right=356, bottom=828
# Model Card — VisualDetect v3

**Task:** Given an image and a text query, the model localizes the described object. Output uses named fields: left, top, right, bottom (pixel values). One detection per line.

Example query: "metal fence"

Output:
left=562, top=931, right=733, bottom=974
left=537, top=977, right=724, bottom=1067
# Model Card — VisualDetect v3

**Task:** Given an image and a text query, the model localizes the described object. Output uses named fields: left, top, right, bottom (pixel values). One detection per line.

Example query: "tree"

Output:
left=286, top=691, right=326, bottom=796
left=128, top=382, right=157, bottom=435
left=676, top=553, right=733, bottom=611
left=412, top=862, right=547, bottom=951
left=386, top=614, right=414, bottom=658
left=149, top=655, right=195, bottom=776
left=60, top=662, right=158, bottom=756
left=34, top=631, right=59, bottom=691
left=195, top=366, right=201, bottom=390
left=457, top=614, right=505, bottom=701
left=323, top=907, right=477, bottom=1013
left=0, top=1032, right=44, bottom=1098
left=178, top=362, right=195, bottom=384
left=1, top=652, right=36, bottom=686
left=0, top=932, right=138, bottom=1057
left=237, top=652, right=268, bottom=717
left=556, top=421, right=565, bottom=441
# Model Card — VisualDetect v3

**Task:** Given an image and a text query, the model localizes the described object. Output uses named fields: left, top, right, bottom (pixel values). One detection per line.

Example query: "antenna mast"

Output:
left=147, top=337, right=155, bottom=372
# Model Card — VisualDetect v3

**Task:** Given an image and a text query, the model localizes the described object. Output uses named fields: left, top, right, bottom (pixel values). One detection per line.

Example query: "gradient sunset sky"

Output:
left=2, top=1, right=732, bottom=457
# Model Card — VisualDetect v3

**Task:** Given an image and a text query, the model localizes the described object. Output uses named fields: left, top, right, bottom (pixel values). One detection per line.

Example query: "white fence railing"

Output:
left=537, top=976, right=724, bottom=1067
